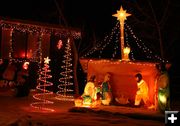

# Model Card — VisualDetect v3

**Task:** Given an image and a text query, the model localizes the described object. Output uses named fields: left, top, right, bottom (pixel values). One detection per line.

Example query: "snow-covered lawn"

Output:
left=0, top=89, right=168, bottom=126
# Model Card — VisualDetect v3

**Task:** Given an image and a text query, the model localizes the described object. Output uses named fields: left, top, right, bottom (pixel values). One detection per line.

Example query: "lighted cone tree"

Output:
left=30, top=57, right=54, bottom=112
left=56, top=38, right=74, bottom=101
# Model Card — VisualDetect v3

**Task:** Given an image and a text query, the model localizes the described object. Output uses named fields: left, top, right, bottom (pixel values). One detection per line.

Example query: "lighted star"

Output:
left=112, top=6, right=131, bottom=22
left=44, top=57, right=51, bottom=64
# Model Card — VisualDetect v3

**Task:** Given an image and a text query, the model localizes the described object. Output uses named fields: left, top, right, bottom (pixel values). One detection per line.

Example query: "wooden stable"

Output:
left=80, top=59, right=160, bottom=109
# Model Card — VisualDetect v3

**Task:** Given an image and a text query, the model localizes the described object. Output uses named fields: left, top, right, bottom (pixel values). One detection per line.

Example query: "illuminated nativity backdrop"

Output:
left=78, top=6, right=170, bottom=111
left=0, top=6, right=170, bottom=112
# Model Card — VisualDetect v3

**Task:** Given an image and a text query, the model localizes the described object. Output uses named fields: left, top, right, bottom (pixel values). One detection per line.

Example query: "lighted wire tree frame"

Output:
left=30, top=57, right=54, bottom=112
left=56, top=38, right=74, bottom=101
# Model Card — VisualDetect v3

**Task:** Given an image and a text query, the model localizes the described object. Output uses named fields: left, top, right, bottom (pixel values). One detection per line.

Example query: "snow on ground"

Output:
left=0, top=89, right=176, bottom=126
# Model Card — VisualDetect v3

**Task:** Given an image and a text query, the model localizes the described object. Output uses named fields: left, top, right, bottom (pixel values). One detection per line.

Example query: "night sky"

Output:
left=0, top=0, right=179, bottom=37
left=0, top=0, right=113, bottom=36
left=0, top=0, right=180, bottom=73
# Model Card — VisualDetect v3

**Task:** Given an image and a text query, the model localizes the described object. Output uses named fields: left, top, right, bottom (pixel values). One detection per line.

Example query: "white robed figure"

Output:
left=82, top=75, right=97, bottom=106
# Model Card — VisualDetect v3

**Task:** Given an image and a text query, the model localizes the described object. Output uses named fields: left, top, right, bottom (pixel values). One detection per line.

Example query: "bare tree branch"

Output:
left=54, top=0, right=68, bottom=26
left=159, top=0, right=170, bottom=27
left=146, top=0, right=164, bottom=58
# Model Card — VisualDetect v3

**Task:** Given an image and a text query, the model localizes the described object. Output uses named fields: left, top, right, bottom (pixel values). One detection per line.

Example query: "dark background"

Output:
left=0, top=0, right=180, bottom=98
left=0, top=0, right=179, bottom=61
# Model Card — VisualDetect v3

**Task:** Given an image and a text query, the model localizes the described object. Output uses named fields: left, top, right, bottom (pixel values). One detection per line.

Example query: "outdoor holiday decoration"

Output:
left=22, top=61, right=30, bottom=70
left=0, top=18, right=81, bottom=64
left=79, top=5, right=170, bottom=111
left=0, top=19, right=81, bottom=39
left=56, top=38, right=74, bottom=101
left=82, top=22, right=120, bottom=59
left=30, top=57, right=54, bottom=112
left=74, top=97, right=101, bottom=108
left=124, top=23, right=168, bottom=63
left=123, top=47, right=130, bottom=61
left=79, top=59, right=159, bottom=110
left=113, top=6, right=131, bottom=60
left=82, top=21, right=167, bottom=62
left=57, top=39, right=63, bottom=50
left=157, top=69, right=170, bottom=112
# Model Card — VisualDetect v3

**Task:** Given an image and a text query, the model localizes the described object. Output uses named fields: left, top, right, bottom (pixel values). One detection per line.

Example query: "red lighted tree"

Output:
left=30, top=57, right=54, bottom=112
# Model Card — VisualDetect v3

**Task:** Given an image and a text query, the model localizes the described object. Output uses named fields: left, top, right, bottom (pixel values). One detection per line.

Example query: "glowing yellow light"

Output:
left=112, top=6, right=131, bottom=22
left=123, top=47, right=131, bottom=61
left=159, top=94, right=167, bottom=104
left=112, top=6, right=131, bottom=59
left=123, top=47, right=131, bottom=54
left=74, top=98, right=83, bottom=107
left=44, top=57, right=51, bottom=64
left=120, top=13, right=124, bottom=17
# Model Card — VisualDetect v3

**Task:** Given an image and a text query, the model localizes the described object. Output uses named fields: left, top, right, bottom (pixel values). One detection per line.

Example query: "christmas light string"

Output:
left=82, top=22, right=131, bottom=60
left=29, top=32, right=44, bottom=62
left=82, top=20, right=168, bottom=63
left=82, top=34, right=109, bottom=58
left=124, top=24, right=135, bottom=60
left=125, top=23, right=168, bottom=63
left=97, top=22, right=119, bottom=58
left=125, top=23, right=154, bottom=60
left=30, top=57, right=54, bottom=112
left=112, top=24, right=120, bottom=59
left=0, top=21, right=81, bottom=39
left=38, top=33, right=43, bottom=64
left=36, top=32, right=43, bottom=87
left=56, top=38, right=74, bottom=101
left=98, top=27, right=117, bottom=58
left=8, top=28, right=30, bottom=63
left=3, top=26, right=43, bottom=63
left=1, top=20, right=80, bottom=63
left=9, top=28, right=14, bottom=63
left=89, top=59, right=156, bottom=67
left=82, top=22, right=119, bottom=58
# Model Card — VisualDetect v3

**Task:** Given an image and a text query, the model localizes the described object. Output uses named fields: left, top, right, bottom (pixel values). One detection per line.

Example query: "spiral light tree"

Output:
left=30, top=57, right=54, bottom=112
left=56, top=38, right=74, bottom=101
